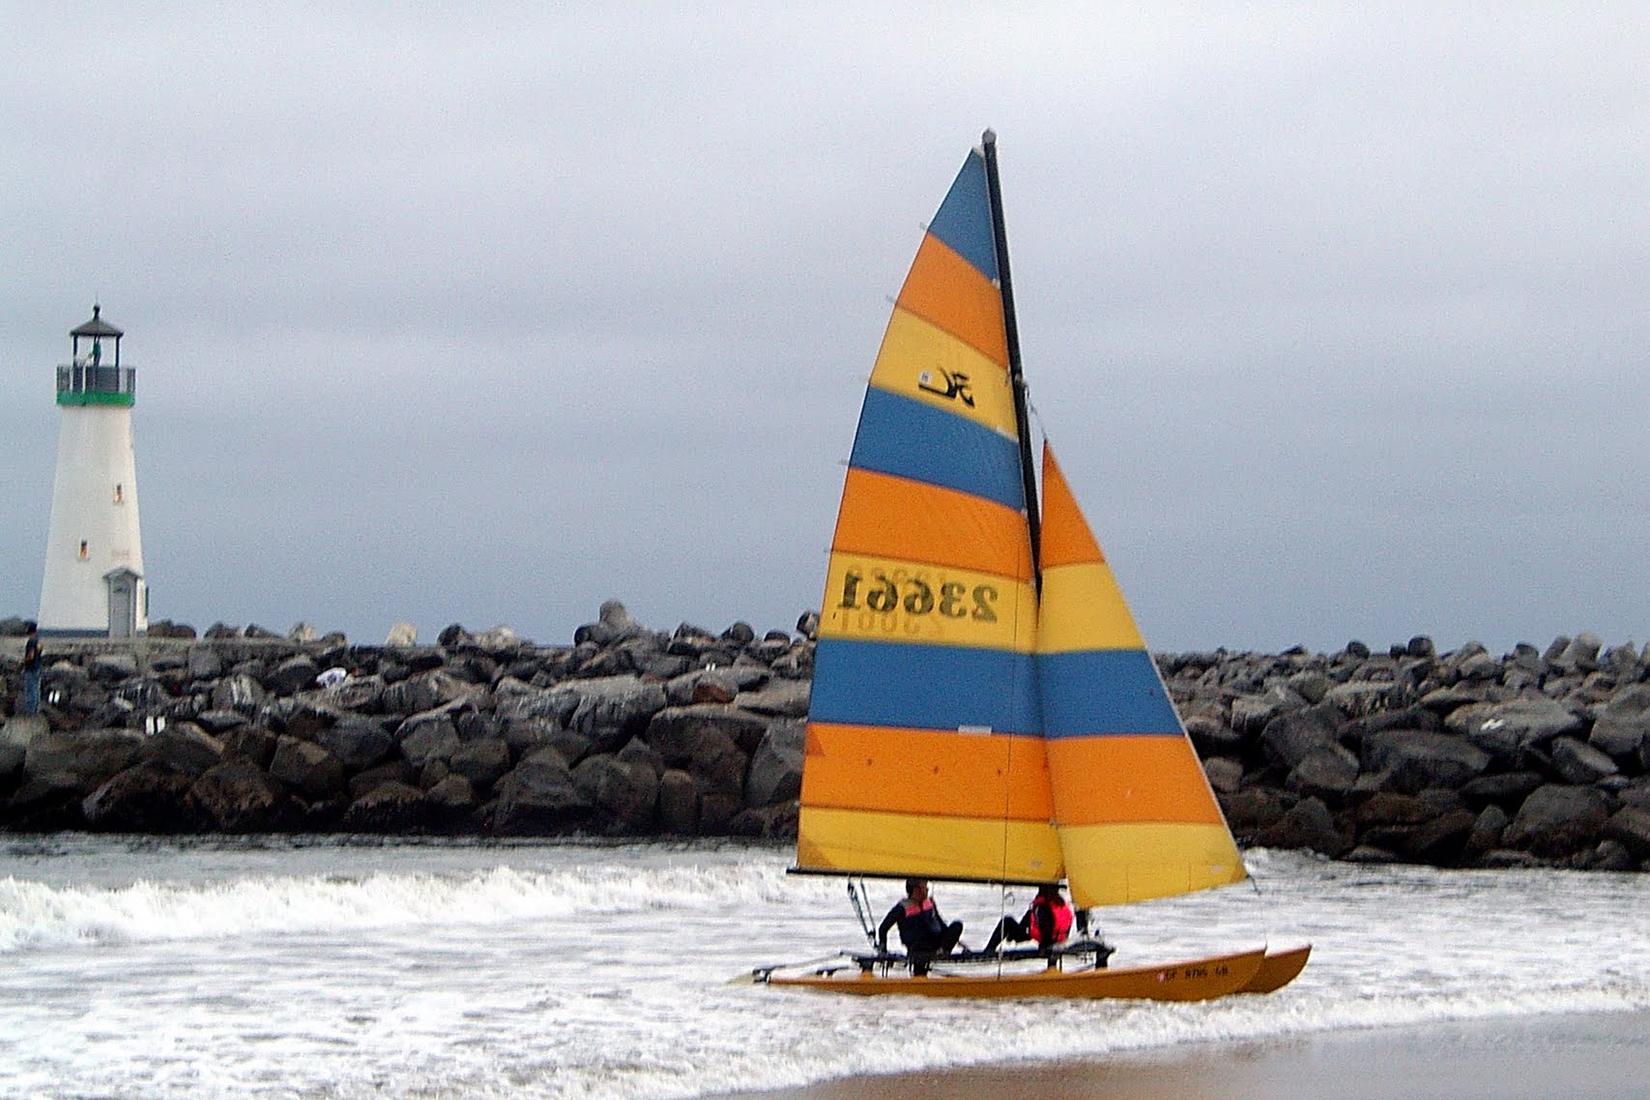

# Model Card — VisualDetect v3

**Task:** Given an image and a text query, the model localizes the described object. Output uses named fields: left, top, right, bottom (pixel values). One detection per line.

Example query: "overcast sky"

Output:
left=2, top=4, right=1645, bottom=653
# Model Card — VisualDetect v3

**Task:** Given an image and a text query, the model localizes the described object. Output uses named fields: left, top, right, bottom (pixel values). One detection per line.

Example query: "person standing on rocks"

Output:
left=20, top=620, right=42, bottom=716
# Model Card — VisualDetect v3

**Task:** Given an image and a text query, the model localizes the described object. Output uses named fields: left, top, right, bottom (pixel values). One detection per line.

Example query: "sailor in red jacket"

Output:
left=981, top=883, right=1074, bottom=955
left=876, top=878, right=965, bottom=971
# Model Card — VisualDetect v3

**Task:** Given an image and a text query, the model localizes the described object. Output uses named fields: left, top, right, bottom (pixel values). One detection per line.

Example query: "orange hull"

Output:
left=767, top=948, right=1265, bottom=1001
left=1240, top=944, right=1311, bottom=993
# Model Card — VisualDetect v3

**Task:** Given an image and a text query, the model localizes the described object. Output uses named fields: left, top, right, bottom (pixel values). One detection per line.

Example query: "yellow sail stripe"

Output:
left=869, top=308, right=1017, bottom=441
left=1057, top=822, right=1248, bottom=909
left=818, top=552, right=1038, bottom=652
left=798, top=806, right=1064, bottom=885
left=1036, top=560, right=1144, bottom=653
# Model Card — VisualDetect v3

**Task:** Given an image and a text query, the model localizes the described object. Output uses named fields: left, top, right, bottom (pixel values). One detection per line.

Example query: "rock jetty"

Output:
left=3, top=612, right=1649, bottom=872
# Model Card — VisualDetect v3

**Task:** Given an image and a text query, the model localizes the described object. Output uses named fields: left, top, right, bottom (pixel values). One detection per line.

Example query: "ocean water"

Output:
left=2, top=836, right=1648, bottom=1098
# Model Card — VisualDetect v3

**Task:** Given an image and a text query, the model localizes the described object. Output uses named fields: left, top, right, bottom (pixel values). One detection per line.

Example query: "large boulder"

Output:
left=1446, top=699, right=1585, bottom=761
left=382, top=670, right=475, bottom=716
left=1590, top=685, right=1650, bottom=759
left=264, top=655, right=320, bottom=695
left=398, top=715, right=462, bottom=769
left=24, top=728, right=145, bottom=793
left=745, top=719, right=805, bottom=806
left=492, top=750, right=593, bottom=835
left=1260, top=703, right=1343, bottom=771
left=647, top=704, right=771, bottom=761
left=82, top=762, right=199, bottom=831
left=1503, top=784, right=1613, bottom=858
left=1549, top=737, right=1618, bottom=785
left=1362, top=730, right=1490, bottom=794
left=657, top=769, right=698, bottom=834
left=449, top=738, right=512, bottom=789
left=341, top=782, right=427, bottom=832
left=211, top=674, right=267, bottom=715
left=733, top=680, right=809, bottom=718
left=594, top=758, right=660, bottom=833
left=1285, top=743, right=1361, bottom=802
left=189, top=762, right=295, bottom=832
left=268, top=736, right=346, bottom=801
left=1253, top=796, right=1351, bottom=857
left=315, top=718, right=394, bottom=772
left=141, top=723, right=226, bottom=777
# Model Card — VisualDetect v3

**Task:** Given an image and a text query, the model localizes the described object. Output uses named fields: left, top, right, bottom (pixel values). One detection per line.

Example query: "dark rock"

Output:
left=189, top=762, right=295, bottom=832
left=265, top=655, right=320, bottom=695
left=220, top=725, right=279, bottom=768
left=1586, top=839, right=1636, bottom=871
left=195, top=709, right=249, bottom=735
left=595, top=758, right=660, bottom=833
left=492, top=749, right=593, bottom=835
left=315, top=718, right=394, bottom=772
left=745, top=719, right=804, bottom=806
left=796, top=611, right=820, bottom=639
left=1362, top=730, right=1490, bottom=794
left=24, top=728, right=145, bottom=792
left=1402, top=810, right=1477, bottom=865
left=426, top=774, right=476, bottom=819
left=1602, top=806, right=1650, bottom=858
left=1231, top=687, right=1304, bottom=737
left=1355, top=792, right=1431, bottom=830
left=1260, top=703, right=1342, bottom=771
left=1343, top=845, right=1399, bottom=863
left=1202, top=757, right=1244, bottom=795
left=1254, top=797, right=1351, bottom=857
left=382, top=670, right=474, bottom=716
left=1285, top=743, right=1361, bottom=802
left=1463, top=804, right=1510, bottom=862
left=648, top=704, right=773, bottom=762
left=1549, top=737, right=1618, bottom=785
left=1503, top=784, right=1613, bottom=858
left=1185, top=713, right=1245, bottom=759
left=721, top=621, right=756, bottom=646
left=140, top=723, right=225, bottom=777
left=698, top=792, right=743, bottom=835
left=328, top=674, right=387, bottom=714
left=1447, top=699, right=1585, bottom=761
left=268, top=736, right=346, bottom=801
left=82, top=762, right=199, bottom=831
left=342, top=782, right=427, bottom=832
left=449, top=738, right=512, bottom=789
left=89, top=652, right=139, bottom=683
left=1459, top=771, right=1544, bottom=809
left=1591, top=684, right=1650, bottom=759
left=211, top=674, right=267, bottom=715
left=348, top=761, right=417, bottom=801
left=1218, top=787, right=1291, bottom=836
left=734, top=680, right=810, bottom=719
left=658, top=769, right=698, bottom=834
left=399, top=717, right=461, bottom=769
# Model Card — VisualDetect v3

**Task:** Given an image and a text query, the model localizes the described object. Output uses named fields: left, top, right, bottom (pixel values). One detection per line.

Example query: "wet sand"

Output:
left=721, top=1010, right=1650, bottom=1100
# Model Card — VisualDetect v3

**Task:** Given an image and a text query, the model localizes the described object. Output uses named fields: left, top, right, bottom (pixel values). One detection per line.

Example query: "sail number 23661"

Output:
left=838, top=570, right=998, bottom=622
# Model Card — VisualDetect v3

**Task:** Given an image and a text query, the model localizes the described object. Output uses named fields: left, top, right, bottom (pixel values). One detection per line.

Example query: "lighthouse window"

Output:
left=78, top=540, right=89, bottom=560
left=114, top=483, right=124, bottom=504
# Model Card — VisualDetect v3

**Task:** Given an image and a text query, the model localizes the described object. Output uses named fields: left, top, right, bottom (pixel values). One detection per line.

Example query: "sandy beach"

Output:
left=723, top=1010, right=1650, bottom=1100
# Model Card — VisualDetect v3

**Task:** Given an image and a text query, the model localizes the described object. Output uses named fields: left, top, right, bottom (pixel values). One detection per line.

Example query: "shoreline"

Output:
left=719, top=1008, right=1650, bottom=1100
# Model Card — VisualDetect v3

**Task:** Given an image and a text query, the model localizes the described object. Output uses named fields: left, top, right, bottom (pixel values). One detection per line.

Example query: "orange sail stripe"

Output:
left=1039, top=447, right=1105, bottom=568
left=896, top=235, right=1009, bottom=367
left=803, top=723, right=1053, bottom=821
left=832, top=469, right=1033, bottom=581
left=1046, top=737, right=1226, bottom=826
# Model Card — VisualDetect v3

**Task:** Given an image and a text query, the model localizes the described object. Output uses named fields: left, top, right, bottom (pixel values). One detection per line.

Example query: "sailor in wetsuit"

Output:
left=981, top=883, right=1075, bottom=958
left=876, top=878, right=965, bottom=973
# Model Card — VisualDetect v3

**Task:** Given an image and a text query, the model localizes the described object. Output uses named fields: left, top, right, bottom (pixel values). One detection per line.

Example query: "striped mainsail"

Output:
left=797, top=149, right=1058, bottom=884
left=795, top=139, right=1247, bottom=908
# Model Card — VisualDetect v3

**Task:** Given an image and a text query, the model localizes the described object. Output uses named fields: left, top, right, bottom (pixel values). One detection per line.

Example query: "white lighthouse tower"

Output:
left=38, top=305, right=148, bottom=638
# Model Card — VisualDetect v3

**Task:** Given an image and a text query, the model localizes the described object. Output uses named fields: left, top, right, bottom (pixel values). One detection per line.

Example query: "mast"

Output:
left=981, top=129, right=1041, bottom=593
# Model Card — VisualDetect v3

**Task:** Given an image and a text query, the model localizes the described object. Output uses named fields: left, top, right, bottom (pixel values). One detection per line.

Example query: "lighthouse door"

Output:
left=106, top=571, right=138, bottom=639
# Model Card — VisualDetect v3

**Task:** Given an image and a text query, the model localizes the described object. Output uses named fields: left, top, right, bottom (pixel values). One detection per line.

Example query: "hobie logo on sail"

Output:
left=916, top=366, right=975, bottom=407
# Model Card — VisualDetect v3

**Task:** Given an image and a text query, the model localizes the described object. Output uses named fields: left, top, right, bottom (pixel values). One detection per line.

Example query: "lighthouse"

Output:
left=38, top=305, right=148, bottom=638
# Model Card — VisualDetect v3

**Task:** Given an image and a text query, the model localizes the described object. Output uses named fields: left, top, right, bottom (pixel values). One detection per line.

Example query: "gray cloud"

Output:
left=3, top=4, right=1646, bottom=652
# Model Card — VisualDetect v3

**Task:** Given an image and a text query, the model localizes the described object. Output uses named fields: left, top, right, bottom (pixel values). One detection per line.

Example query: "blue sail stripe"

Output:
left=926, top=151, right=999, bottom=284
left=810, top=638, right=1039, bottom=735
left=849, top=387, right=1023, bottom=511
left=1037, top=649, right=1183, bottom=738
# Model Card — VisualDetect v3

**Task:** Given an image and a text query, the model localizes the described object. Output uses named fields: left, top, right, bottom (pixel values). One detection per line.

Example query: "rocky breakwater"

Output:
left=0, top=602, right=811, bottom=840
left=1166, top=633, right=1650, bottom=872
left=4, top=613, right=1650, bottom=873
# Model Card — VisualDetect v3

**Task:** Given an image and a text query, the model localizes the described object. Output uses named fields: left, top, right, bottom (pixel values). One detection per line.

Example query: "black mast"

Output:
left=981, top=129, right=1042, bottom=593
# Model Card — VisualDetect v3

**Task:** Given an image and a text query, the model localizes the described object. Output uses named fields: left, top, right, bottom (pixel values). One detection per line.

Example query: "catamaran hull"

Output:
left=767, top=947, right=1266, bottom=1000
left=1240, top=944, right=1311, bottom=993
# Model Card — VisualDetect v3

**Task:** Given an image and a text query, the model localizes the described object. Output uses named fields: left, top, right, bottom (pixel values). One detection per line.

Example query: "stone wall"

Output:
left=3, top=613, right=1648, bottom=871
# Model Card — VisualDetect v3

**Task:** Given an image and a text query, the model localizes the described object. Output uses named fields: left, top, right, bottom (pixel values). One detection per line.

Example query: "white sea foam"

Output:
left=1, top=839, right=1647, bottom=1099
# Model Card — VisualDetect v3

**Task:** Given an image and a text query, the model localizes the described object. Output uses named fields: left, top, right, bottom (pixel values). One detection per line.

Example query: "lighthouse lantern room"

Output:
left=38, top=305, right=147, bottom=637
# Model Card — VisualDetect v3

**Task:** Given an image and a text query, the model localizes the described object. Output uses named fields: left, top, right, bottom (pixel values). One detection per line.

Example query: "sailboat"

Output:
left=756, top=132, right=1309, bottom=999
